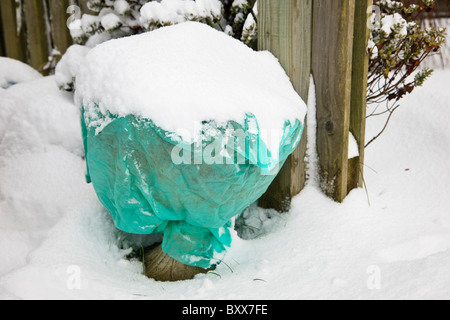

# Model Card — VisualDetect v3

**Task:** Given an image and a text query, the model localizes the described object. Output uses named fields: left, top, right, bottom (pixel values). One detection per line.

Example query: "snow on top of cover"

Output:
left=55, top=45, right=91, bottom=91
left=75, top=22, right=306, bottom=151
left=0, top=57, right=42, bottom=89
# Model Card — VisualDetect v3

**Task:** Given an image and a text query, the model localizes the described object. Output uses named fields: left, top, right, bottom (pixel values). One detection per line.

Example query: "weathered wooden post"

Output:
left=23, top=0, right=50, bottom=73
left=48, top=0, right=73, bottom=59
left=312, top=0, right=355, bottom=202
left=313, top=0, right=370, bottom=202
left=257, top=0, right=312, bottom=212
left=348, top=0, right=371, bottom=194
left=259, top=0, right=370, bottom=205
left=0, top=0, right=27, bottom=62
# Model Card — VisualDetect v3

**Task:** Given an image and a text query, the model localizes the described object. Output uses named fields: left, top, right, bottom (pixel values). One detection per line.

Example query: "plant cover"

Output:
left=76, top=22, right=306, bottom=268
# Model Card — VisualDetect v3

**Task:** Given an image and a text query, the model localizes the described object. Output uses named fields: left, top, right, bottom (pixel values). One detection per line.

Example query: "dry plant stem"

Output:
left=144, top=244, right=209, bottom=282
left=365, top=102, right=400, bottom=148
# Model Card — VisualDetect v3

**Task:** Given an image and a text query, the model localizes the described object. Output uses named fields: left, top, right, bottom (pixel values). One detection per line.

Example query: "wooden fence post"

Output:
left=48, top=0, right=73, bottom=58
left=347, top=0, right=371, bottom=194
left=257, top=0, right=313, bottom=212
left=0, top=0, right=27, bottom=62
left=312, top=0, right=355, bottom=203
left=23, top=0, right=50, bottom=73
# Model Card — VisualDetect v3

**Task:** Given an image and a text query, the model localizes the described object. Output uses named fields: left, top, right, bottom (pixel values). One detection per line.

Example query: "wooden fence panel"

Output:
left=312, top=0, right=355, bottom=203
left=23, top=0, right=50, bottom=73
left=0, top=4, right=4, bottom=57
left=77, top=0, right=95, bottom=15
left=0, top=0, right=27, bottom=62
left=48, top=0, right=73, bottom=57
left=257, top=0, right=312, bottom=212
left=0, top=0, right=77, bottom=70
left=258, top=0, right=369, bottom=206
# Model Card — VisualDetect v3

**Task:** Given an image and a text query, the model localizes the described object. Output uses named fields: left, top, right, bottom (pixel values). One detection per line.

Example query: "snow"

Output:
left=139, top=0, right=222, bottom=29
left=55, top=45, right=91, bottom=91
left=0, top=75, right=86, bottom=283
left=381, top=13, right=407, bottom=37
left=1, top=58, right=450, bottom=299
left=241, top=2, right=257, bottom=43
left=0, top=77, right=82, bottom=157
left=348, top=132, right=359, bottom=159
left=80, top=14, right=99, bottom=35
left=232, top=0, right=248, bottom=8
left=367, top=39, right=378, bottom=60
left=68, top=18, right=84, bottom=39
left=305, top=76, right=318, bottom=186
left=75, top=22, right=307, bottom=158
left=100, top=13, right=122, bottom=31
left=194, top=0, right=222, bottom=21
left=140, top=1, right=181, bottom=27
left=0, top=58, right=42, bottom=90
left=114, top=0, right=130, bottom=15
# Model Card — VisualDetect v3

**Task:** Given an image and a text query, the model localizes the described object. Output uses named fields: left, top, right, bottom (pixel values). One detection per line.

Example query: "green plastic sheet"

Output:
left=81, top=104, right=304, bottom=268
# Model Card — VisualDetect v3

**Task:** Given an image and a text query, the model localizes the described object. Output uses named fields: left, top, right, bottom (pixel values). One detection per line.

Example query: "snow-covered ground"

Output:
left=0, top=58, right=450, bottom=299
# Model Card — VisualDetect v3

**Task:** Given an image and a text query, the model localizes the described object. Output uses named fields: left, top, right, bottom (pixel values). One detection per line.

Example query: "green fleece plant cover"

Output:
left=81, top=105, right=304, bottom=269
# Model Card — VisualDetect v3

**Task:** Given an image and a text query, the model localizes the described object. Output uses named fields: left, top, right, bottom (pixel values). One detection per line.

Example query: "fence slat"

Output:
left=312, top=0, right=355, bottom=203
left=347, top=0, right=371, bottom=193
left=0, top=4, right=5, bottom=56
left=23, top=0, right=49, bottom=73
left=0, top=0, right=27, bottom=62
left=48, top=0, right=73, bottom=58
left=257, top=0, right=312, bottom=212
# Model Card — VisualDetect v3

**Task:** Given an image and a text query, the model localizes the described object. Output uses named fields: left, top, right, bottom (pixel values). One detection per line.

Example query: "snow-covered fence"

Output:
left=0, top=0, right=92, bottom=74
left=258, top=0, right=371, bottom=206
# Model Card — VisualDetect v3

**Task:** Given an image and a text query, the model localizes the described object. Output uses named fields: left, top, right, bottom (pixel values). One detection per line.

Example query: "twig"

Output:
left=360, top=162, right=371, bottom=206
left=365, top=103, right=400, bottom=148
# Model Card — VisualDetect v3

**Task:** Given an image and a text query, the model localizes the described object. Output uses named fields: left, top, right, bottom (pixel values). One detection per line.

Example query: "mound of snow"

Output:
left=0, top=76, right=87, bottom=278
left=75, top=22, right=306, bottom=154
left=0, top=77, right=83, bottom=157
left=0, top=58, right=42, bottom=89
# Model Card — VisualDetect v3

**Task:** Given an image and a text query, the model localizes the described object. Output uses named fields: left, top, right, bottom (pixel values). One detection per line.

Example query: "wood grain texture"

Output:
left=48, top=0, right=73, bottom=57
left=144, top=244, right=208, bottom=282
left=0, top=4, right=4, bottom=56
left=257, top=0, right=312, bottom=212
left=347, top=0, right=371, bottom=193
left=312, top=0, right=355, bottom=202
left=23, top=0, right=49, bottom=73
left=0, top=0, right=27, bottom=62
left=77, top=0, right=95, bottom=15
